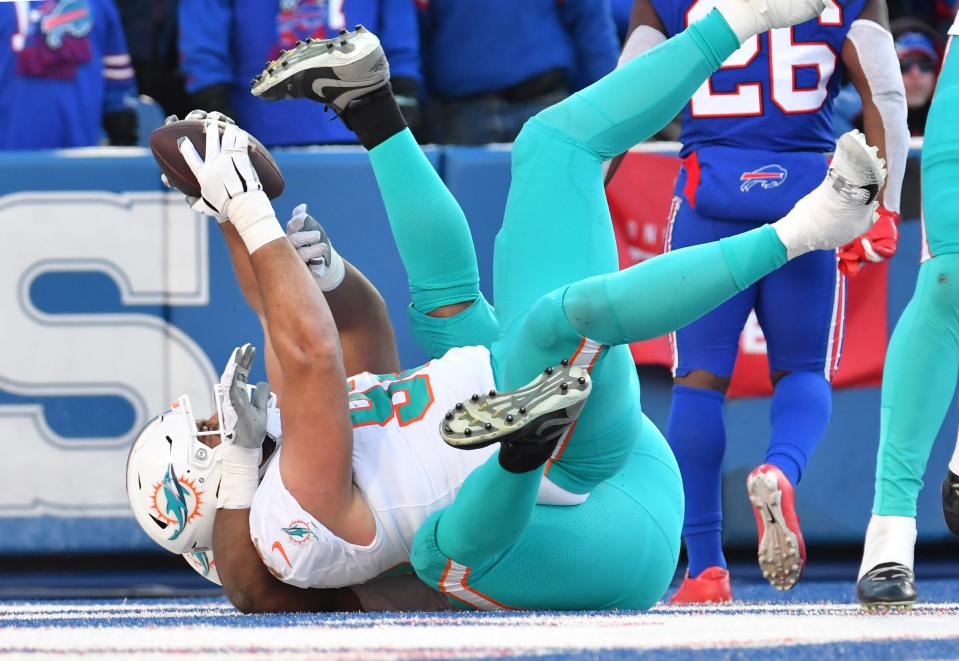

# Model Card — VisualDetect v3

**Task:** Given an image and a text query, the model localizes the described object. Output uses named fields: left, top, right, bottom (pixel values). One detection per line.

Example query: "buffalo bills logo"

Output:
left=40, top=0, right=93, bottom=50
left=740, top=165, right=788, bottom=192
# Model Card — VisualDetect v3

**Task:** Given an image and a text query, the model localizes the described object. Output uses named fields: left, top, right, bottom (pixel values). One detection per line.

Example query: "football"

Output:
left=150, top=119, right=285, bottom=199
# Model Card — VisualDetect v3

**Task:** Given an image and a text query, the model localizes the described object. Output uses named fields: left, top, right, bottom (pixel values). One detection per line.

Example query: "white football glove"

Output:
left=161, top=111, right=237, bottom=222
left=286, top=203, right=345, bottom=291
left=178, top=118, right=263, bottom=219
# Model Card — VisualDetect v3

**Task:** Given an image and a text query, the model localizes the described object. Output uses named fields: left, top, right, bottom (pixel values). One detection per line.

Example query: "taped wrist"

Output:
left=218, top=444, right=261, bottom=509
left=226, top=191, right=285, bottom=254
left=316, top=243, right=346, bottom=291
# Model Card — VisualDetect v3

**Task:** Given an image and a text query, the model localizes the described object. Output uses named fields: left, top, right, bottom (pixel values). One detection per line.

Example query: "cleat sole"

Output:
left=748, top=470, right=804, bottom=591
left=440, top=364, right=591, bottom=450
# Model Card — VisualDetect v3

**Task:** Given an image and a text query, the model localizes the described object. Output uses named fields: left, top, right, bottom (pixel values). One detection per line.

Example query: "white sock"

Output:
left=858, top=515, right=917, bottom=580
left=227, top=191, right=285, bottom=255
left=950, top=428, right=959, bottom=476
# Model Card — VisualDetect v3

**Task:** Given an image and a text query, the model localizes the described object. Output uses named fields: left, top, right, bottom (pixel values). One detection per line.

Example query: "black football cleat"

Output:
left=857, top=562, right=917, bottom=611
left=250, top=25, right=389, bottom=113
left=942, top=469, right=959, bottom=535
left=440, top=363, right=592, bottom=473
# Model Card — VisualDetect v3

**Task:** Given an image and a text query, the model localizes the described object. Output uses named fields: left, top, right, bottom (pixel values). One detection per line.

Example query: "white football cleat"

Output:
left=773, top=129, right=886, bottom=259
left=717, top=0, right=829, bottom=42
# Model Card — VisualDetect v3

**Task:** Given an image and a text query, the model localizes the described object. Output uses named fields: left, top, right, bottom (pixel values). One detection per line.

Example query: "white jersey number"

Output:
left=686, top=0, right=841, bottom=117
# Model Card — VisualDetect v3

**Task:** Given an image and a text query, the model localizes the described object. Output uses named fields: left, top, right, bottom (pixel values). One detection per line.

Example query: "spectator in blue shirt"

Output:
left=179, top=0, right=421, bottom=147
left=0, top=0, right=138, bottom=149
left=417, top=0, right=619, bottom=144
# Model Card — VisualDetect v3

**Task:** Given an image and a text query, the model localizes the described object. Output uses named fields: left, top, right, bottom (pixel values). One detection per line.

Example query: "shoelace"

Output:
left=866, top=565, right=913, bottom=582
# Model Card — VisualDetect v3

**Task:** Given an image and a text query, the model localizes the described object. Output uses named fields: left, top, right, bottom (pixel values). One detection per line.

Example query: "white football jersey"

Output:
left=249, top=345, right=498, bottom=589
left=951, top=12, right=958, bottom=36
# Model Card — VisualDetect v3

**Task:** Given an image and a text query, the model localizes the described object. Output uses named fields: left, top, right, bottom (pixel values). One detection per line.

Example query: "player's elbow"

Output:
left=227, top=588, right=259, bottom=614
left=226, top=584, right=286, bottom=614
left=272, top=326, right=341, bottom=373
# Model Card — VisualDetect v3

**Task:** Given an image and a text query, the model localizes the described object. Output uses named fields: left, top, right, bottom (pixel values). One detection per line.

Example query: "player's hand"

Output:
left=177, top=118, right=263, bottom=219
left=286, top=203, right=346, bottom=291
left=287, top=203, right=330, bottom=270
left=218, top=343, right=271, bottom=451
left=838, top=206, right=900, bottom=277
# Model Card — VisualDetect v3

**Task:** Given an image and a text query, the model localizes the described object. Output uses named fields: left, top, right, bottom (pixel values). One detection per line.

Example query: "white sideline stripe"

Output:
left=102, top=54, right=131, bottom=66
left=2, top=610, right=959, bottom=655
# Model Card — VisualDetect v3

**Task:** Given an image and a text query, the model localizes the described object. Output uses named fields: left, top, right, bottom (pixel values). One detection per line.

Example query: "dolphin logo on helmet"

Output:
left=162, top=464, right=192, bottom=540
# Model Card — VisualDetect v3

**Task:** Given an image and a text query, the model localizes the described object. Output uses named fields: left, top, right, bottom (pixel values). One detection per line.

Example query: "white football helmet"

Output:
left=184, top=549, right=222, bottom=586
left=126, top=393, right=226, bottom=554
left=127, top=384, right=283, bottom=555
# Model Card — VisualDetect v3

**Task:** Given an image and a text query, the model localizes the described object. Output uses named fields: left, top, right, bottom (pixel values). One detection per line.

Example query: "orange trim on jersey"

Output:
left=460, top=566, right=514, bottom=610
left=438, top=558, right=454, bottom=596
left=585, top=346, right=601, bottom=372
left=567, top=337, right=588, bottom=366
left=543, top=417, right=580, bottom=476
left=396, top=375, right=435, bottom=427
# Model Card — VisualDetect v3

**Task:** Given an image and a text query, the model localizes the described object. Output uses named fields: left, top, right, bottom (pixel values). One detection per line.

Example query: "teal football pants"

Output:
left=370, top=11, right=793, bottom=609
left=872, top=42, right=959, bottom=517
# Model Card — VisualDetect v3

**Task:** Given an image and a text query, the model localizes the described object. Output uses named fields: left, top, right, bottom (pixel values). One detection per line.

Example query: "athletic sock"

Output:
left=950, top=437, right=959, bottom=477
left=668, top=386, right=727, bottom=576
left=341, top=86, right=407, bottom=150
left=561, top=224, right=787, bottom=345
left=765, top=371, right=831, bottom=485
left=874, top=256, right=959, bottom=517
left=435, top=455, right=541, bottom=567
left=367, top=128, right=481, bottom=312
left=859, top=515, right=917, bottom=579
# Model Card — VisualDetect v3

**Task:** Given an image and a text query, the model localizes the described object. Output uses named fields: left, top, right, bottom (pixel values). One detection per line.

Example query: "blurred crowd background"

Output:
left=0, top=0, right=955, bottom=150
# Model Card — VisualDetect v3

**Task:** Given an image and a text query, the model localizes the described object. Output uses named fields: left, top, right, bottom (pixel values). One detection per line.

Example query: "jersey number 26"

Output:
left=686, top=0, right=842, bottom=117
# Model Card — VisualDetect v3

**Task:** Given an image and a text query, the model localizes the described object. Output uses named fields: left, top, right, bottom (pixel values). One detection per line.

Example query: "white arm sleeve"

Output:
left=617, top=25, right=668, bottom=67
left=846, top=19, right=909, bottom=213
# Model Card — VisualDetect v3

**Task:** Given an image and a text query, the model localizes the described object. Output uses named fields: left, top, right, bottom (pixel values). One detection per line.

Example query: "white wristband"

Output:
left=217, top=444, right=261, bottom=510
left=226, top=191, right=286, bottom=255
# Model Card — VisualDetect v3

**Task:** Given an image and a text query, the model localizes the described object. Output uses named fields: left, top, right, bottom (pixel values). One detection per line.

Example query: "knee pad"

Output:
left=408, top=296, right=501, bottom=359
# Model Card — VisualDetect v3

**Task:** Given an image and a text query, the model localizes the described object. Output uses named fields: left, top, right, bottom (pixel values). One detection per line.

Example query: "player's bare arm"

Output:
left=179, top=119, right=375, bottom=545
left=219, top=218, right=400, bottom=387
left=244, top=238, right=373, bottom=543
left=605, top=0, right=668, bottom=184
left=206, top=345, right=362, bottom=613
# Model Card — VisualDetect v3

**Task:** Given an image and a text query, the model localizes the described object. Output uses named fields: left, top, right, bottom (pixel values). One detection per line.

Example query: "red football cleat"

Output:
left=669, top=566, right=732, bottom=604
left=747, top=464, right=806, bottom=590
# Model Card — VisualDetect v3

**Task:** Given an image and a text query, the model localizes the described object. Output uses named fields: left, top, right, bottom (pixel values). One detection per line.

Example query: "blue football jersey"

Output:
left=652, top=0, right=867, bottom=154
